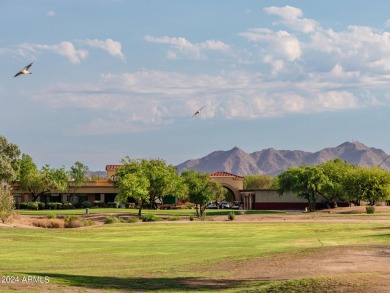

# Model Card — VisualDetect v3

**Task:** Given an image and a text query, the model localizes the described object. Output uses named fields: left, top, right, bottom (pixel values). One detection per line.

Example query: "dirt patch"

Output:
left=193, top=245, right=390, bottom=292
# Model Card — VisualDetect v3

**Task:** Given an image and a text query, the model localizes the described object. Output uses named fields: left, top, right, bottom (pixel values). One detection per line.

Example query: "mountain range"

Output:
left=175, top=141, right=390, bottom=176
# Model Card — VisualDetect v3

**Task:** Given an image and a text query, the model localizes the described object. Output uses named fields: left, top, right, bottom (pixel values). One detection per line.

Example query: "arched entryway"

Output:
left=208, top=171, right=243, bottom=202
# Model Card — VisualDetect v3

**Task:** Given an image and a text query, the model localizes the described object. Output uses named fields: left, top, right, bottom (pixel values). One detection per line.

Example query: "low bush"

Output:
left=142, top=214, right=163, bottom=222
left=49, top=218, right=64, bottom=228
left=81, top=201, right=91, bottom=208
left=366, top=206, right=376, bottom=214
left=64, top=215, right=95, bottom=228
left=64, top=215, right=80, bottom=228
left=104, top=216, right=125, bottom=224
left=83, top=219, right=95, bottom=226
left=93, top=200, right=105, bottom=208
left=107, top=202, right=119, bottom=208
left=47, top=202, right=63, bottom=210
left=27, top=202, right=39, bottom=210
left=32, top=218, right=64, bottom=228
left=37, top=202, right=46, bottom=210
left=18, top=202, right=28, bottom=209
left=128, top=217, right=138, bottom=223
left=228, top=211, right=236, bottom=221
left=63, top=202, right=73, bottom=209
left=47, top=213, right=57, bottom=219
left=189, top=215, right=195, bottom=221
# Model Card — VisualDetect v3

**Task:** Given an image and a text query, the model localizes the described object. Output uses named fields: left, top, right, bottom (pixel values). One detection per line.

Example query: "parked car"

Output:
left=219, top=202, right=230, bottom=209
left=206, top=203, right=218, bottom=209
left=231, top=201, right=243, bottom=209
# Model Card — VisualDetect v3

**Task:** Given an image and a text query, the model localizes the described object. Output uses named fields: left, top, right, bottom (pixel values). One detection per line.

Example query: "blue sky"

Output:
left=2, top=1, right=390, bottom=170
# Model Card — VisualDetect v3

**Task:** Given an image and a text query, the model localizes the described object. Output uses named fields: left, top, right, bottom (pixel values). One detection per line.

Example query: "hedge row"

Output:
left=18, top=202, right=74, bottom=210
left=17, top=201, right=137, bottom=210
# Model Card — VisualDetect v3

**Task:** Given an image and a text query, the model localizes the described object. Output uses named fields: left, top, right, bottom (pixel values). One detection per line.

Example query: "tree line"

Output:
left=253, top=159, right=390, bottom=212
left=0, top=135, right=225, bottom=218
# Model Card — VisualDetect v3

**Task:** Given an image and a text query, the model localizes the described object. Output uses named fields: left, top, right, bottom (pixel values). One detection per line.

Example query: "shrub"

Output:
left=64, top=215, right=79, bottom=228
left=189, top=215, right=195, bottom=221
left=83, top=219, right=95, bottom=226
left=47, top=213, right=57, bottom=219
left=168, top=216, right=181, bottom=221
left=63, top=202, right=73, bottom=209
left=32, top=218, right=64, bottom=228
left=104, top=216, right=125, bottom=224
left=228, top=211, right=236, bottom=221
left=18, top=202, right=28, bottom=210
left=366, top=206, right=376, bottom=214
left=128, top=217, right=138, bottom=223
left=49, top=218, right=64, bottom=228
left=107, top=202, right=119, bottom=208
left=64, top=216, right=84, bottom=228
left=47, top=202, right=63, bottom=210
left=27, top=202, right=39, bottom=210
left=142, top=214, right=163, bottom=222
left=93, top=200, right=105, bottom=208
left=81, top=201, right=91, bottom=208
left=64, top=215, right=94, bottom=228
left=37, top=202, right=46, bottom=210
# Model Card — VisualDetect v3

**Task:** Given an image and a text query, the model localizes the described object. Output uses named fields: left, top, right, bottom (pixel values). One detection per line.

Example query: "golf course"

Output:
left=1, top=207, right=389, bottom=293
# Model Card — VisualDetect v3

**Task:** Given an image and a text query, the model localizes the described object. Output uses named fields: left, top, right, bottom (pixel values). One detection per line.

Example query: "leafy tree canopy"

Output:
left=0, top=135, right=21, bottom=184
left=244, top=174, right=274, bottom=189
left=181, top=170, right=223, bottom=216
left=18, top=154, right=68, bottom=202
left=115, top=158, right=184, bottom=213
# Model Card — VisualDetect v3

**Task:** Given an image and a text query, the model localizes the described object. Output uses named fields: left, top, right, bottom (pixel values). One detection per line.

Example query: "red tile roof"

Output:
left=208, top=171, right=243, bottom=179
left=105, top=165, right=122, bottom=171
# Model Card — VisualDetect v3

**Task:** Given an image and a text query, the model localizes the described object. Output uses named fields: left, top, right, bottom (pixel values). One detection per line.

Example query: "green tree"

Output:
left=116, top=173, right=150, bottom=217
left=318, top=159, right=356, bottom=207
left=181, top=170, right=222, bottom=216
left=69, top=161, right=90, bottom=202
left=344, top=167, right=390, bottom=206
left=0, top=135, right=21, bottom=184
left=0, top=185, right=14, bottom=223
left=115, top=158, right=183, bottom=212
left=18, top=154, right=69, bottom=202
left=278, top=166, right=330, bottom=212
left=243, top=174, right=274, bottom=189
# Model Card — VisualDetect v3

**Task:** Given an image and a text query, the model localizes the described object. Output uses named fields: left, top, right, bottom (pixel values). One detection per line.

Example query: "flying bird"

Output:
left=14, top=63, right=33, bottom=77
left=192, top=106, right=205, bottom=117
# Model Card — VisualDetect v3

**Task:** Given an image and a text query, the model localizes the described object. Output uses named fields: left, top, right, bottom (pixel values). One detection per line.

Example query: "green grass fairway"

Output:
left=1, top=221, right=389, bottom=292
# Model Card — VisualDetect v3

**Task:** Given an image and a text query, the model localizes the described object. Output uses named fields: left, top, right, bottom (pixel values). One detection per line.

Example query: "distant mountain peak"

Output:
left=175, top=142, right=390, bottom=176
left=337, top=141, right=368, bottom=150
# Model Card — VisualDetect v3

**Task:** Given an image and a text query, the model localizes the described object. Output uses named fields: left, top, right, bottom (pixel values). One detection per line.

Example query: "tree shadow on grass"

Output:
left=20, top=272, right=257, bottom=292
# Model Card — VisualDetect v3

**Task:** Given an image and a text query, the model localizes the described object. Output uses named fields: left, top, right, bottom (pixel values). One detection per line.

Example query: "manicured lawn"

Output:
left=1, top=220, right=389, bottom=292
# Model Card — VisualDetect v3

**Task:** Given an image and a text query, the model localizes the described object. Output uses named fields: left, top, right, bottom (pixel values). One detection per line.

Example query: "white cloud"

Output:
left=47, top=10, right=55, bottom=17
left=19, top=41, right=88, bottom=63
left=17, top=39, right=125, bottom=63
left=81, top=38, right=126, bottom=61
left=314, top=91, right=359, bottom=110
left=144, top=35, right=229, bottom=60
left=264, top=5, right=318, bottom=33
left=239, top=28, right=301, bottom=61
left=29, top=68, right=377, bottom=136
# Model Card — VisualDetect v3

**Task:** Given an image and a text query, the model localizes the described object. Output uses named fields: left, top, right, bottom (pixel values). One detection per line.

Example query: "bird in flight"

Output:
left=192, top=106, right=205, bottom=117
left=14, top=63, right=33, bottom=77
